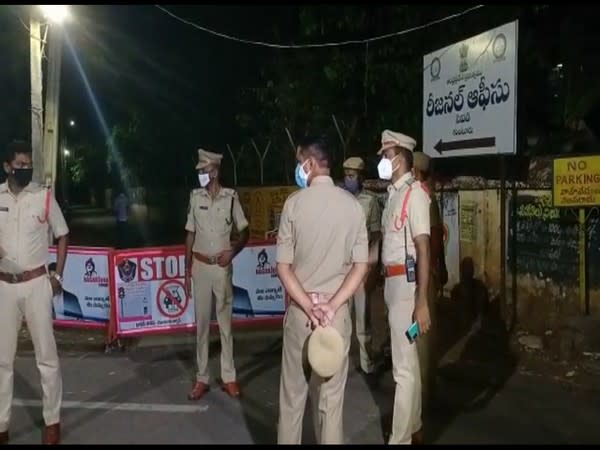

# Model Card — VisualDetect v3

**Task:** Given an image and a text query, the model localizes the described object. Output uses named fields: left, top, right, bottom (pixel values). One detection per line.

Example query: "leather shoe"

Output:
left=188, top=381, right=209, bottom=401
left=221, top=381, right=241, bottom=398
left=43, top=423, right=60, bottom=445
left=0, top=431, right=8, bottom=445
left=411, top=427, right=424, bottom=445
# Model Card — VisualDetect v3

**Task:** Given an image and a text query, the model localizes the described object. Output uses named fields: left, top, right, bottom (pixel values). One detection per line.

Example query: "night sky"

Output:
left=3, top=4, right=600, bottom=185
left=2, top=4, right=297, bottom=153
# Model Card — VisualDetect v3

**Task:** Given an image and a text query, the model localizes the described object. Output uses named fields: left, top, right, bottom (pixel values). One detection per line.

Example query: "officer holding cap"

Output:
left=377, top=130, right=431, bottom=445
left=342, top=156, right=381, bottom=375
left=184, top=148, right=249, bottom=401
left=276, top=136, right=368, bottom=444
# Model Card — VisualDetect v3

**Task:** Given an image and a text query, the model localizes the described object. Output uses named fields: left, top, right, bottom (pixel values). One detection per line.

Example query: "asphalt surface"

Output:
left=8, top=330, right=600, bottom=445
left=11, top=207, right=593, bottom=444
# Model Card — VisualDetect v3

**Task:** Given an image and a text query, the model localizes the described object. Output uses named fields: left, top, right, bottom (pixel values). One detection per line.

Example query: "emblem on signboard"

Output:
left=84, top=258, right=97, bottom=277
left=117, top=258, right=137, bottom=283
left=256, top=249, right=272, bottom=270
left=255, top=248, right=276, bottom=276
left=492, top=33, right=507, bottom=61
left=430, top=57, right=441, bottom=81
left=459, top=43, right=469, bottom=73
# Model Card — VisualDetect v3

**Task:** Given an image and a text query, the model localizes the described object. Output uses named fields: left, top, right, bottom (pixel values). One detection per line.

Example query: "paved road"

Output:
left=9, top=333, right=600, bottom=445
left=23, top=208, right=598, bottom=444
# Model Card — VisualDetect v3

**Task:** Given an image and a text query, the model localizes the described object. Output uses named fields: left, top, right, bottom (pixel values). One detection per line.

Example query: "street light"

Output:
left=69, top=119, right=75, bottom=127
left=63, top=149, right=70, bottom=157
left=39, top=5, right=70, bottom=23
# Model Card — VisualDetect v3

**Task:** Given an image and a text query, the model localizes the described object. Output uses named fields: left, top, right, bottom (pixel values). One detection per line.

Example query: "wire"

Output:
left=154, top=4, right=486, bottom=49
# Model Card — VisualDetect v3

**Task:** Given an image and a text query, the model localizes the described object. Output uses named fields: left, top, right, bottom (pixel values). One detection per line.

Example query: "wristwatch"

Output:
left=52, top=273, right=63, bottom=284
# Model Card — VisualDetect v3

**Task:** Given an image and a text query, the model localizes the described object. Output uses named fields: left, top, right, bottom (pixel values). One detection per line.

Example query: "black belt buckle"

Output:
left=208, top=255, right=216, bottom=264
left=11, top=273, right=19, bottom=283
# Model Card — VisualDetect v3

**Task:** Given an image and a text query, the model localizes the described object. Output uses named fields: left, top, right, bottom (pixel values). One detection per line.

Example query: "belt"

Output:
left=0, top=265, right=47, bottom=284
left=384, top=264, right=407, bottom=278
left=193, top=252, right=218, bottom=265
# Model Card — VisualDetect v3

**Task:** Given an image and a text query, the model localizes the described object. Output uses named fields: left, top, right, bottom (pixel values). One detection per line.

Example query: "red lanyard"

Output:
left=36, top=188, right=51, bottom=224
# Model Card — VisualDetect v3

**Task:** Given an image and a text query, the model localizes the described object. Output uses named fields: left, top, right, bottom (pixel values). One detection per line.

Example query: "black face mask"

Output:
left=12, top=168, right=33, bottom=187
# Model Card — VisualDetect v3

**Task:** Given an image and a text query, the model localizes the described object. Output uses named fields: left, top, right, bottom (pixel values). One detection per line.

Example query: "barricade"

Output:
left=49, top=241, right=285, bottom=347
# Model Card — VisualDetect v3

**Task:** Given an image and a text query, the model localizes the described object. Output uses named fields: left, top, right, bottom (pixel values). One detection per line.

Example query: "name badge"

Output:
left=0, top=207, right=8, bottom=212
left=199, top=206, right=208, bottom=210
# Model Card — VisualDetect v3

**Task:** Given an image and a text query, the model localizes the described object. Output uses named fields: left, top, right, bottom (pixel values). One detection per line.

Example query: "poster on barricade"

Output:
left=49, top=246, right=111, bottom=328
left=230, top=242, right=285, bottom=319
left=111, top=247, right=194, bottom=336
left=111, top=242, right=284, bottom=337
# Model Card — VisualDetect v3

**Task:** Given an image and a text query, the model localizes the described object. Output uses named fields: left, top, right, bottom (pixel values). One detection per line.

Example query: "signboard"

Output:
left=231, top=244, right=284, bottom=317
left=111, top=243, right=285, bottom=337
left=459, top=201, right=477, bottom=243
left=49, top=246, right=111, bottom=328
left=423, top=21, right=518, bottom=158
left=553, top=155, right=600, bottom=207
left=111, top=247, right=194, bottom=336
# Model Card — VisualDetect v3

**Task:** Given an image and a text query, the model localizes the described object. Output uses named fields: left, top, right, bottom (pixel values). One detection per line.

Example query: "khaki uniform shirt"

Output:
left=185, top=187, right=248, bottom=255
left=276, top=176, right=368, bottom=294
left=381, top=172, right=430, bottom=266
left=0, top=183, right=69, bottom=272
left=356, top=190, right=381, bottom=237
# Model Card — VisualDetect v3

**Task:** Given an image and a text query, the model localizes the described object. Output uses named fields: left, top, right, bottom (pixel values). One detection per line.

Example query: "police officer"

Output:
left=342, top=156, right=381, bottom=375
left=412, top=151, right=446, bottom=443
left=276, top=136, right=368, bottom=444
left=184, top=149, right=249, bottom=400
left=377, top=130, right=431, bottom=445
left=412, top=153, right=446, bottom=388
left=0, top=141, right=69, bottom=445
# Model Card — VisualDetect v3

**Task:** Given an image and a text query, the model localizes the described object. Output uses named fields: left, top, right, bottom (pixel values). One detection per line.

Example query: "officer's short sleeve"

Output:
left=185, top=193, right=195, bottom=233
left=276, top=199, right=294, bottom=264
left=232, top=193, right=249, bottom=232
left=48, top=191, right=69, bottom=239
left=367, top=195, right=381, bottom=234
left=408, top=187, right=431, bottom=238
left=352, top=207, right=369, bottom=263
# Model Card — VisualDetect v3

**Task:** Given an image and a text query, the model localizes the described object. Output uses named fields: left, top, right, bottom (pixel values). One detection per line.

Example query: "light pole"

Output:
left=34, top=5, right=70, bottom=191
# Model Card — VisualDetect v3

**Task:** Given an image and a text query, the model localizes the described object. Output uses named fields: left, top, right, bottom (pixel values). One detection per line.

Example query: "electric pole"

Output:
left=41, top=24, right=63, bottom=191
left=30, top=16, right=44, bottom=184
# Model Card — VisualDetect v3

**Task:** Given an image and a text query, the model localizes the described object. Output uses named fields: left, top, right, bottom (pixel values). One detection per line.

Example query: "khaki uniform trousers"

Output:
left=277, top=301, right=352, bottom=445
left=415, top=270, right=439, bottom=413
left=384, top=275, right=421, bottom=445
left=192, top=261, right=236, bottom=384
left=0, top=275, right=62, bottom=431
left=349, top=281, right=374, bottom=373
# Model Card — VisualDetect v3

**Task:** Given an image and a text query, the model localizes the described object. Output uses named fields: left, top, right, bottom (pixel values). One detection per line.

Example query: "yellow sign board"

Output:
left=553, top=155, right=600, bottom=207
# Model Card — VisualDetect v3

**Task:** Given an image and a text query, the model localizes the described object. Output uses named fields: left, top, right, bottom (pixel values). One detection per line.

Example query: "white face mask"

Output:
left=377, top=155, right=398, bottom=180
left=198, top=173, right=211, bottom=187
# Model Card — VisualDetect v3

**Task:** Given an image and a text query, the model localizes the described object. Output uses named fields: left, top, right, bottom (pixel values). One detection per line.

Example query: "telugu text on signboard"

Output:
left=422, top=21, right=518, bottom=158
left=553, top=156, right=600, bottom=208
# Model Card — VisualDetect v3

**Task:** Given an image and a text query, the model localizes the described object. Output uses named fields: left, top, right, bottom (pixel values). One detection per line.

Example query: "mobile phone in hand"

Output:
left=405, top=321, right=420, bottom=343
